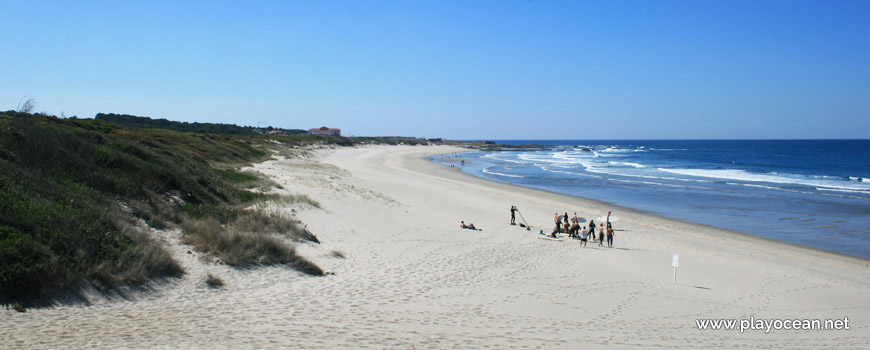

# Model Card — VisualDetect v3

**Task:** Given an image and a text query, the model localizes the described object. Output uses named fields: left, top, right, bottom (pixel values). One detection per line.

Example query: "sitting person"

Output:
left=551, top=224, right=560, bottom=238
left=460, top=221, right=480, bottom=231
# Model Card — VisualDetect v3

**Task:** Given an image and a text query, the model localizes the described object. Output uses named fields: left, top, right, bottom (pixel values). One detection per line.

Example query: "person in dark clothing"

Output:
left=588, top=219, right=596, bottom=240
left=606, top=227, right=614, bottom=247
left=552, top=212, right=561, bottom=237
left=461, top=221, right=481, bottom=231
left=510, top=206, right=517, bottom=225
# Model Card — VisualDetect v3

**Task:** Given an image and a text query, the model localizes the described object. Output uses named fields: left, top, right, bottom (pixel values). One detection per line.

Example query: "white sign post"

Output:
left=672, top=252, right=679, bottom=285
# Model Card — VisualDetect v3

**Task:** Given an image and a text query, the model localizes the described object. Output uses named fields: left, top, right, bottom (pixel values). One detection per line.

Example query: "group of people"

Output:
left=549, top=210, right=615, bottom=248
left=463, top=206, right=617, bottom=248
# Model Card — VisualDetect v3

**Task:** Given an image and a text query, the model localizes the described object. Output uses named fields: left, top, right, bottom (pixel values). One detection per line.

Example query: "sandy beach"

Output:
left=3, top=145, right=869, bottom=349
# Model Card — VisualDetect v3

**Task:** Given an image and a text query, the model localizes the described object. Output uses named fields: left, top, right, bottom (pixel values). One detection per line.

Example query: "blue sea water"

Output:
left=433, top=140, right=870, bottom=259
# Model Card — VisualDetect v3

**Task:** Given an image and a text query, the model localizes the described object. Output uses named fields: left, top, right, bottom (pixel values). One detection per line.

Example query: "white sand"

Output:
left=3, top=145, right=869, bottom=349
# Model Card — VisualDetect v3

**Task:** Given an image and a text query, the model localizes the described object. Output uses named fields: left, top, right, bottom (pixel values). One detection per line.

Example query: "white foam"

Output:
left=483, top=151, right=870, bottom=196
left=540, top=166, right=601, bottom=178
left=608, top=161, right=646, bottom=168
left=660, top=168, right=870, bottom=192
left=814, top=188, right=870, bottom=200
left=582, top=166, right=715, bottom=184
left=606, top=178, right=703, bottom=189
left=816, top=187, right=869, bottom=194
left=482, top=168, right=525, bottom=178
left=483, top=154, right=525, bottom=164
left=519, top=153, right=584, bottom=165
left=725, top=182, right=775, bottom=190
left=600, top=147, right=634, bottom=153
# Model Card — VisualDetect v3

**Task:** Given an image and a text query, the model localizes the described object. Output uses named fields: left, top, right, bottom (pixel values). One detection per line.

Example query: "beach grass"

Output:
left=0, top=111, right=327, bottom=303
left=181, top=212, right=323, bottom=275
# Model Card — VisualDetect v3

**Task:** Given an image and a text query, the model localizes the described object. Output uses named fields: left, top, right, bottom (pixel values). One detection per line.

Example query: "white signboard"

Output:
left=672, top=252, right=679, bottom=267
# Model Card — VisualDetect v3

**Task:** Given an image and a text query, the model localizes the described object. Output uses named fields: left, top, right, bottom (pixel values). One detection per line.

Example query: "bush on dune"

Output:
left=0, top=163, right=183, bottom=300
left=0, top=112, right=325, bottom=303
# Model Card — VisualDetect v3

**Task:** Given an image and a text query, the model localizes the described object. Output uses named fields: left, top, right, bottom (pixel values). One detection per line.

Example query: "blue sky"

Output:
left=3, top=0, right=868, bottom=139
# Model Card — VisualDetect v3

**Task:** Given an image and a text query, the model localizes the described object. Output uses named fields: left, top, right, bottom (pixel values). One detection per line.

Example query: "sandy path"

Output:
left=2, top=145, right=869, bottom=349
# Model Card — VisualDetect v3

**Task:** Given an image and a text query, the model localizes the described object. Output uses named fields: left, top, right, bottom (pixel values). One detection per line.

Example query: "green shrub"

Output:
left=0, top=112, right=331, bottom=302
left=12, top=302, right=26, bottom=313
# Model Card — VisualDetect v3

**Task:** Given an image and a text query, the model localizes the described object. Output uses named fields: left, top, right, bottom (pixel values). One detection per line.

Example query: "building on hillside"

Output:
left=308, top=126, right=341, bottom=136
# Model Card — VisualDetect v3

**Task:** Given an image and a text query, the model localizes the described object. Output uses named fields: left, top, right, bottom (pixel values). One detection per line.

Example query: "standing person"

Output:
left=606, top=211, right=612, bottom=228
left=570, top=213, right=580, bottom=238
left=579, top=226, right=589, bottom=247
left=606, top=226, right=614, bottom=247
left=598, top=223, right=605, bottom=246
left=553, top=212, right=562, bottom=236
left=510, top=206, right=517, bottom=225
left=563, top=212, right=569, bottom=226
left=569, top=219, right=579, bottom=239
left=588, top=219, right=596, bottom=240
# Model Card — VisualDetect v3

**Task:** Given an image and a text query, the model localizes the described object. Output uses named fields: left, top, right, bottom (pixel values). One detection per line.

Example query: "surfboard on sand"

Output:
left=537, top=236, right=563, bottom=241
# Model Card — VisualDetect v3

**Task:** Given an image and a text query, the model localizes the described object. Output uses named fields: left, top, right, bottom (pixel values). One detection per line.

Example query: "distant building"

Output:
left=308, top=126, right=341, bottom=136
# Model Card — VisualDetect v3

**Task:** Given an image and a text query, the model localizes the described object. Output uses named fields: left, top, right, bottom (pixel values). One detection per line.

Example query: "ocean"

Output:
left=433, top=140, right=870, bottom=259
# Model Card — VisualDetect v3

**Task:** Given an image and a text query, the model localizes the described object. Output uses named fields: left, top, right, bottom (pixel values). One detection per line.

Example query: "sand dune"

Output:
left=3, top=145, right=868, bottom=349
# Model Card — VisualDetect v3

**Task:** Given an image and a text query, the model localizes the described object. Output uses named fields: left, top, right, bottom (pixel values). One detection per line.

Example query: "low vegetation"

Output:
left=95, top=113, right=308, bottom=136
left=0, top=111, right=331, bottom=304
left=205, top=272, right=224, bottom=288
left=180, top=206, right=322, bottom=275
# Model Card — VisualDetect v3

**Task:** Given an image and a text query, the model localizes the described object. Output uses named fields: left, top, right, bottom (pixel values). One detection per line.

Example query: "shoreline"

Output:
left=426, top=147, right=869, bottom=267
left=435, top=148, right=870, bottom=263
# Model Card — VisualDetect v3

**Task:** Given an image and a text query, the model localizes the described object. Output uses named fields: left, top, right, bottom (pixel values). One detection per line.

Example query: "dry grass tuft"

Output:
left=182, top=212, right=323, bottom=275
left=85, top=226, right=184, bottom=286
left=205, top=273, right=224, bottom=288
left=273, top=194, right=321, bottom=208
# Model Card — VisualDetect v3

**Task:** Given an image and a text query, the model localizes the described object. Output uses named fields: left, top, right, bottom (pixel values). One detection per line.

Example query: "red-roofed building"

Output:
left=308, top=126, right=341, bottom=136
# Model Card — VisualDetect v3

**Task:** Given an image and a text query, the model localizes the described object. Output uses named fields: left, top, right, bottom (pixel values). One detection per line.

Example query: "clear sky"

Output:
left=3, top=0, right=869, bottom=139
